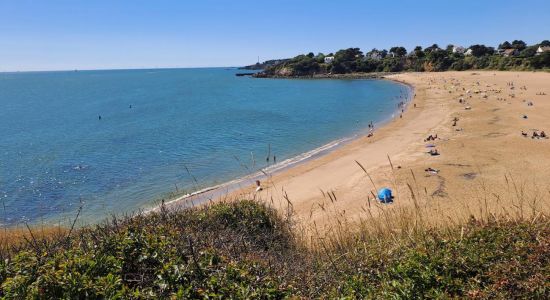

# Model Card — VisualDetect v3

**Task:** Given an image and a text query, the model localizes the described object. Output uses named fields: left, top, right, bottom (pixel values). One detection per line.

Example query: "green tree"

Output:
left=520, top=45, right=538, bottom=58
left=413, top=46, right=425, bottom=58
left=331, top=62, right=347, bottom=74
left=498, top=41, right=512, bottom=49
left=511, top=40, right=527, bottom=51
left=389, top=46, right=407, bottom=57
left=315, top=53, right=326, bottom=63
left=539, top=40, right=550, bottom=47
left=530, top=52, right=550, bottom=68
left=424, top=44, right=440, bottom=53
left=469, top=44, right=493, bottom=57
left=334, top=48, right=363, bottom=62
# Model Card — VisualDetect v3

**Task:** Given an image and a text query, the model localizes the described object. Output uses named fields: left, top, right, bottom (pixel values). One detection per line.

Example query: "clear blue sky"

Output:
left=1, top=0, right=549, bottom=71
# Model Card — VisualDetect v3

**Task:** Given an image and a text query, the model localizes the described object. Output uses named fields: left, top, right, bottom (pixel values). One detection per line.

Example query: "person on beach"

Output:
left=255, top=180, right=262, bottom=192
left=521, top=131, right=528, bottom=137
left=425, top=167, right=439, bottom=174
left=425, top=134, right=438, bottom=141
left=273, top=155, right=276, bottom=164
left=532, top=131, right=539, bottom=139
left=541, top=131, right=547, bottom=138
left=429, top=149, right=440, bottom=156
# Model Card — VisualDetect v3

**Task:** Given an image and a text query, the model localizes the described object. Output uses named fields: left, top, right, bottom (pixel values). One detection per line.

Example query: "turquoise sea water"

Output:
left=0, top=68, right=409, bottom=225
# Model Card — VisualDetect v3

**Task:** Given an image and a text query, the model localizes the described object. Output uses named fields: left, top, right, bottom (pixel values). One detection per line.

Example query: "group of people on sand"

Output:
left=424, top=134, right=438, bottom=141
left=521, top=130, right=547, bottom=139
left=424, top=133, right=440, bottom=156
left=536, top=92, right=547, bottom=95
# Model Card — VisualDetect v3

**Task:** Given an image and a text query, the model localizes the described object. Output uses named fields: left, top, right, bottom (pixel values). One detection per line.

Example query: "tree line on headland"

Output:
left=251, top=40, right=550, bottom=77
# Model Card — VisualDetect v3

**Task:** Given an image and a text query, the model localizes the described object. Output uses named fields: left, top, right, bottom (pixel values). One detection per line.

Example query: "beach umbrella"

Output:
left=377, top=188, right=393, bottom=203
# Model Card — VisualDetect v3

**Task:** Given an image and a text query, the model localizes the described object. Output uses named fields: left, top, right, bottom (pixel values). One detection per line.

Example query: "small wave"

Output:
left=153, top=136, right=352, bottom=212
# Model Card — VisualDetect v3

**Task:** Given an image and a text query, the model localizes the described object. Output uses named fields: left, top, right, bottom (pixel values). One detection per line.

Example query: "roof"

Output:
left=503, top=49, right=517, bottom=55
left=538, top=46, right=550, bottom=52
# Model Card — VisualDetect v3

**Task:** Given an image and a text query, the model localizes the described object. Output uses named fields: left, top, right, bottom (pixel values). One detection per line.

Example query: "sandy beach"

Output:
left=220, top=71, right=550, bottom=231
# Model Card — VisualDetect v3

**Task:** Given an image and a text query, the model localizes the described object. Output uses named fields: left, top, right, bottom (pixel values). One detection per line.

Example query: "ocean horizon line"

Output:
left=0, top=65, right=248, bottom=74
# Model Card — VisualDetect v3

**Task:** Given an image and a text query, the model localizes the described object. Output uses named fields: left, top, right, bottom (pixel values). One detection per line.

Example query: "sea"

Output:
left=0, top=68, right=410, bottom=226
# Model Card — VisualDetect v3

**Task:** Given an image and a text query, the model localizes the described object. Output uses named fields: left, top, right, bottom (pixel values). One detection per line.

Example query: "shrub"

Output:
left=0, top=200, right=547, bottom=298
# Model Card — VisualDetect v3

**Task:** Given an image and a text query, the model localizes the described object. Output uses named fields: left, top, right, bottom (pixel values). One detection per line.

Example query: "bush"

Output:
left=0, top=200, right=548, bottom=298
left=0, top=201, right=298, bottom=299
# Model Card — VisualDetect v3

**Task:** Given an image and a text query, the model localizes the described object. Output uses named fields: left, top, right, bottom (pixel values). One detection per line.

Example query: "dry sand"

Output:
left=228, top=71, right=550, bottom=231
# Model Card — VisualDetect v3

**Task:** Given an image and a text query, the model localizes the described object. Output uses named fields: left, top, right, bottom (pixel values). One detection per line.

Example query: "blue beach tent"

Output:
left=377, top=188, right=393, bottom=203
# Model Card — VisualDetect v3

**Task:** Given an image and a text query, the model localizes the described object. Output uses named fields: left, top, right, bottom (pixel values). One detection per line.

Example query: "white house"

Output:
left=464, top=48, right=473, bottom=56
left=366, top=50, right=383, bottom=60
left=324, top=56, right=335, bottom=64
left=536, top=46, right=550, bottom=55
left=452, top=46, right=465, bottom=54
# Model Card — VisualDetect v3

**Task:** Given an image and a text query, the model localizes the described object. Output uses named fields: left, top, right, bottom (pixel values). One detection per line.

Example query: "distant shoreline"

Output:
left=253, top=72, right=398, bottom=79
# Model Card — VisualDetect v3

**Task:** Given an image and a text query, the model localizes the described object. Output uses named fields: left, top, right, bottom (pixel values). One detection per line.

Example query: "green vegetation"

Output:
left=258, top=40, right=550, bottom=77
left=0, top=200, right=548, bottom=299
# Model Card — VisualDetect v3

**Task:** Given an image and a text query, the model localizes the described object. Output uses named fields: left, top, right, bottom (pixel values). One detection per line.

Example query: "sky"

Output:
left=1, top=0, right=549, bottom=71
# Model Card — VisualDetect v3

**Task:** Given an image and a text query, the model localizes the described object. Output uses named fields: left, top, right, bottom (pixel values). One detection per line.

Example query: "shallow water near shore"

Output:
left=0, top=68, right=409, bottom=225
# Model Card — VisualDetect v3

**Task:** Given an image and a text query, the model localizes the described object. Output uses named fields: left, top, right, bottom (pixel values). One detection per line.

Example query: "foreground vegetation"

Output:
left=0, top=199, right=547, bottom=299
left=256, top=40, right=550, bottom=77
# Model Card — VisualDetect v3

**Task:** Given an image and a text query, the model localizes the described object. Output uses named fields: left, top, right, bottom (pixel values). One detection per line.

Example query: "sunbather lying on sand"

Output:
left=428, top=149, right=440, bottom=156
left=425, top=167, right=440, bottom=174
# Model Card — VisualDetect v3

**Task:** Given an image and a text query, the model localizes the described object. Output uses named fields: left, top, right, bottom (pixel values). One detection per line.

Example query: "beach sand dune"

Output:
left=229, top=71, right=550, bottom=233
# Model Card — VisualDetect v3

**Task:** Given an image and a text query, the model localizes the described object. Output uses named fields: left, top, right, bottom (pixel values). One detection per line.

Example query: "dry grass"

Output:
left=255, top=155, right=550, bottom=252
left=0, top=225, right=67, bottom=251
